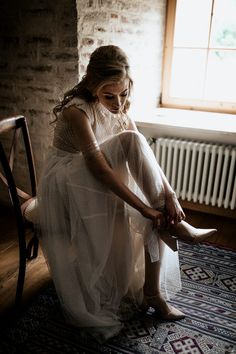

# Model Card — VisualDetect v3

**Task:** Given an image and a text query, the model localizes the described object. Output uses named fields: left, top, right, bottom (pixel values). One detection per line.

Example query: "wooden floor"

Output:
left=0, top=202, right=235, bottom=321
left=0, top=203, right=51, bottom=320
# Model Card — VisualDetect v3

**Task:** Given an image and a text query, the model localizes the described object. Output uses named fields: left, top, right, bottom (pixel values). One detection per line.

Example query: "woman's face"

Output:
left=96, top=79, right=129, bottom=114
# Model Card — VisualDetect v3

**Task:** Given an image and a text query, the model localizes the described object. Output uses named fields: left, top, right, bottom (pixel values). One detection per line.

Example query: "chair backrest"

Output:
left=0, top=116, right=39, bottom=308
left=0, top=116, right=37, bottom=227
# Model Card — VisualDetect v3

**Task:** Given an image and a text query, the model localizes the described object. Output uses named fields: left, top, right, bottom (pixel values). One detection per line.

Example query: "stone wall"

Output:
left=0, top=0, right=78, bottom=201
left=0, top=0, right=166, bottom=202
left=77, top=0, right=166, bottom=109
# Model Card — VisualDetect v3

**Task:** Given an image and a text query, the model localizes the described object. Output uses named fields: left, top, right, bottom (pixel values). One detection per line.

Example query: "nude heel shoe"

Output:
left=159, top=231, right=178, bottom=252
left=21, top=197, right=38, bottom=224
left=141, top=294, right=185, bottom=321
left=170, top=220, right=217, bottom=244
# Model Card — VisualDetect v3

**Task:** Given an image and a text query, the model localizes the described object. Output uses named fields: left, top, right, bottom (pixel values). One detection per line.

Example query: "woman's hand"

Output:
left=165, top=192, right=186, bottom=225
left=141, top=206, right=166, bottom=230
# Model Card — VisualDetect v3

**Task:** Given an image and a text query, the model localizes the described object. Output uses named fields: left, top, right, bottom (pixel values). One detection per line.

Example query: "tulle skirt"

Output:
left=38, top=130, right=181, bottom=341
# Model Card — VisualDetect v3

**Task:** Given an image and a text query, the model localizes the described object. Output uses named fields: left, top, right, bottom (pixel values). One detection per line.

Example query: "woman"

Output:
left=39, top=45, right=216, bottom=341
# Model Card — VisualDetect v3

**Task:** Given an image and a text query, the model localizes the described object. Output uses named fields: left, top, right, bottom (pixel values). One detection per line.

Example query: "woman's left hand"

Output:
left=165, top=192, right=186, bottom=225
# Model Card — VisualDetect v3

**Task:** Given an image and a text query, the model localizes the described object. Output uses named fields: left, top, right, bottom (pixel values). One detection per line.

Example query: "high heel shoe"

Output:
left=141, top=293, right=185, bottom=321
left=159, top=231, right=178, bottom=252
left=21, top=197, right=38, bottom=224
left=169, top=220, right=217, bottom=244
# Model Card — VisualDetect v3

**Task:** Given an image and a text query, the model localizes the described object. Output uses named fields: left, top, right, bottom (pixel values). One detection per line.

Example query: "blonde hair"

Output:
left=53, top=45, right=133, bottom=120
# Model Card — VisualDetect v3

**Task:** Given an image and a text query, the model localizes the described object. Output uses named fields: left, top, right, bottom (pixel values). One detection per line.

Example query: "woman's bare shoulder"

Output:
left=62, top=104, right=89, bottom=124
left=61, top=97, right=94, bottom=125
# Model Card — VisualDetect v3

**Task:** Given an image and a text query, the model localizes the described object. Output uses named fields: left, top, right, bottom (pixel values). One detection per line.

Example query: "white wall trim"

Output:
left=131, top=107, right=236, bottom=145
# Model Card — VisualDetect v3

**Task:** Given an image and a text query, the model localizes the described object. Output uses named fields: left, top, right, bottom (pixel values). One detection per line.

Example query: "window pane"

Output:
left=210, top=0, right=236, bottom=48
left=174, top=0, right=212, bottom=48
left=205, top=50, right=236, bottom=101
left=170, top=48, right=207, bottom=99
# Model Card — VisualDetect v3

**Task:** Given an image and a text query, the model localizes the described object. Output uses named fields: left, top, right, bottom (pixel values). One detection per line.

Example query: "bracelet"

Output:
left=166, top=191, right=177, bottom=199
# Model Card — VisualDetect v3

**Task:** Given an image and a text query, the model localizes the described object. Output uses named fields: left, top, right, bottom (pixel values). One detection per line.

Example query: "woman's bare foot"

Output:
left=142, top=293, right=185, bottom=321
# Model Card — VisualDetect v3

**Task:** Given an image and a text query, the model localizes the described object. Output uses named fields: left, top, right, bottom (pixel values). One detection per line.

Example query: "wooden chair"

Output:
left=0, top=115, right=39, bottom=308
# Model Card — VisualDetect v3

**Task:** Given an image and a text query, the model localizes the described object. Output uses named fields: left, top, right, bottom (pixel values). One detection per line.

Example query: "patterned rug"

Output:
left=0, top=243, right=236, bottom=354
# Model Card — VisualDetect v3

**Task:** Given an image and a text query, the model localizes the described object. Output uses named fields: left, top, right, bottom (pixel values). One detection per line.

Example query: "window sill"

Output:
left=130, top=107, right=236, bottom=145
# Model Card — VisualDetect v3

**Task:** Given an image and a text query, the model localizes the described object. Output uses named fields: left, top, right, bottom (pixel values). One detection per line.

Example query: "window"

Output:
left=161, top=0, right=236, bottom=113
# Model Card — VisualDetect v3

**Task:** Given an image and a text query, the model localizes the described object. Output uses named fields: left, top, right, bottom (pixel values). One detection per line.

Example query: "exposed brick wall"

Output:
left=0, top=0, right=78, bottom=201
left=0, top=0, right=166, bottom=202
left=77, top=0, right=166, bottom=108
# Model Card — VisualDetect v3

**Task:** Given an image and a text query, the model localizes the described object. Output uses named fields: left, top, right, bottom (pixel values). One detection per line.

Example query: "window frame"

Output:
left=161, top=0, right=236, bottom=114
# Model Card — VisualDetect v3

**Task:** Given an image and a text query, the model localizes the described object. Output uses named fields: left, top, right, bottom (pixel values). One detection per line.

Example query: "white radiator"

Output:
left=152, top=138, right=236, bottom=210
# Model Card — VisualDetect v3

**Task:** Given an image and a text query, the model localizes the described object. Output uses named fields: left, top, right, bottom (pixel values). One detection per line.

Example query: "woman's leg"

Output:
left=117, top=131, right=165, bottom=208
left=101, top=131, right=215, bottom=322
left=143, top=239, right=185, bottom=320
left=102, top=132, right=183, bottom=318
left=115, top=131, right=216, bottom=243
left=143, top=239, right=164, bottom=296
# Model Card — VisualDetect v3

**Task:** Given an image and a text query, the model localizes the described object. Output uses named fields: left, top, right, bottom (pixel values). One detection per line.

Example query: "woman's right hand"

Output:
left=141, top=206, right=165, bottom=230
left=165, top=192, right=185, bottom=225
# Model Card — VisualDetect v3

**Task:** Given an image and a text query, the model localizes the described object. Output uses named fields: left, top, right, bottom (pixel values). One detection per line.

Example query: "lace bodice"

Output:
left=53, top=97, right=130, bottom=153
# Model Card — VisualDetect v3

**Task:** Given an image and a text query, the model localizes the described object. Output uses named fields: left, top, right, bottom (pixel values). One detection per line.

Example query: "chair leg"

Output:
left=15, top=253, right=26, bottom=309
left=15, top=229, right=27, bottom=309
left=26, top=233, right=39, bottom=260
left=15, top=227, right=39, bottom=308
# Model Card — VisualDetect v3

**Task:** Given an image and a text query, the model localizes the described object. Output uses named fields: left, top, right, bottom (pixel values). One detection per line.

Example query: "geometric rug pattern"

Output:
left=0, top=243, right=235, bottom=353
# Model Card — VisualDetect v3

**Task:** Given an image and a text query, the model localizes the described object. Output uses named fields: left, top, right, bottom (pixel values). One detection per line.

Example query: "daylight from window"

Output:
left=170, top=0, right=236, bottom=103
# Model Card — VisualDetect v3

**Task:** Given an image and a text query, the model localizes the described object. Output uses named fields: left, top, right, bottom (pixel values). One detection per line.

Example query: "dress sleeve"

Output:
left=63, top=97, right=95, bottom=126
left=126, top=114, right=138, bottom=131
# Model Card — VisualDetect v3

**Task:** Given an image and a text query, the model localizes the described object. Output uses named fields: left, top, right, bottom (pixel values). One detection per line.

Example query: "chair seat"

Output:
left=21, top=197, right=39, bottom=224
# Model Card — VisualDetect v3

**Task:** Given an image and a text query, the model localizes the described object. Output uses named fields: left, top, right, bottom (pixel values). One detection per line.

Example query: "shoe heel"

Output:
left=159, top=232, right=178, bottom=252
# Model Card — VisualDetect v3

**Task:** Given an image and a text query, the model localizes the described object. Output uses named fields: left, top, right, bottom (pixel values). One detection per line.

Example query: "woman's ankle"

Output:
left=143, top=290, right=162, bottom=298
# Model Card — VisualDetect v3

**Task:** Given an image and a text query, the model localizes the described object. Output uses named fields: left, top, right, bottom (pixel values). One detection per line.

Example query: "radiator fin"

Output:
left=154, top=138, right=236, bottom=210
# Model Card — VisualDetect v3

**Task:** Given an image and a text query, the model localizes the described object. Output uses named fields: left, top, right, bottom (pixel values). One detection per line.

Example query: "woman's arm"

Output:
left=63, top=106, right=165, bottom=228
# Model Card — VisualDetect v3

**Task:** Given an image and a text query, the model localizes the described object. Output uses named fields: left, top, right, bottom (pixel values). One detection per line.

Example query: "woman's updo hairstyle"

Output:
left=53, top=45, right=133, bottom=119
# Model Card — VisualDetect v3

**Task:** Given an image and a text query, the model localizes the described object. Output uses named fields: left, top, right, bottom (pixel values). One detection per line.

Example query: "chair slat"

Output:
left=0, top=116, right=24, bottom=134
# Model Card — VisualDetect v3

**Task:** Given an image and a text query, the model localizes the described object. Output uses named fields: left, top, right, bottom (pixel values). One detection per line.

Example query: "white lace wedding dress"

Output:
left=38, top=97, right=181, bottom=341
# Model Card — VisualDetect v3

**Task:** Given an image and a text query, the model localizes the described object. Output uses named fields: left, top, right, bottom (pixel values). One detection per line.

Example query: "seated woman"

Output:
left=38, top=45, right=216, bottom=342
